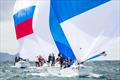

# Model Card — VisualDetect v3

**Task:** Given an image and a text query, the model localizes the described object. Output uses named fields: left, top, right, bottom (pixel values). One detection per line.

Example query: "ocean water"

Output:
left=0, top=61, right=120, bottom=80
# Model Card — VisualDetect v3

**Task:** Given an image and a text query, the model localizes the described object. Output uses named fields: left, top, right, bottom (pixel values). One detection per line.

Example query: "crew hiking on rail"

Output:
left=35, top=53, right=73, bottom=69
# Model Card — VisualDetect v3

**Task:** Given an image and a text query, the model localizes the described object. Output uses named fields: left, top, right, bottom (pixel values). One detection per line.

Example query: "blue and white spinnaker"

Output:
left=13, top=0, right=119, bottom=62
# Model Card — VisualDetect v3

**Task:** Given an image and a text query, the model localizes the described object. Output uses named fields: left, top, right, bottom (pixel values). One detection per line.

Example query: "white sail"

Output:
left=32, top=0, right=59, bottom=58
left=61, top=0, right=119, bottom=61
left=13, top=0, right=58, bottom=61
left=13, top=0, right=38, bottom=60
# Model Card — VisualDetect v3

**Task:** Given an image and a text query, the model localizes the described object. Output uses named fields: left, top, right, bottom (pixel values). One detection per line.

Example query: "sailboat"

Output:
left=12, top=0, right=118, bottom=77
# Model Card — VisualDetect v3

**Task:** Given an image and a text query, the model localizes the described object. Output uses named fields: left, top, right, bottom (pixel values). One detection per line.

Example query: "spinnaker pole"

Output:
left=80, top=51, right=107, bottom=64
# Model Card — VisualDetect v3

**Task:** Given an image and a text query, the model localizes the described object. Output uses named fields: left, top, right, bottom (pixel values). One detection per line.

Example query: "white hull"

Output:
left=13, top=62, right=102, bottom=78
left=15, top=61, right=30, bottom=68
left=46, top=64, right=102, bottom=78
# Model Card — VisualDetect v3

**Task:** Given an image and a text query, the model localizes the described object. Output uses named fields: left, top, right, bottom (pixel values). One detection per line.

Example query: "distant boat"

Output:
left=15, top=60, right=30, bottom=68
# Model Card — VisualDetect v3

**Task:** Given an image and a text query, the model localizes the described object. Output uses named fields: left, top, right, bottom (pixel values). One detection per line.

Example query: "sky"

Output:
left=0, top=0, right=19, bottom=53
left=0, top=0, right=120, bottom=60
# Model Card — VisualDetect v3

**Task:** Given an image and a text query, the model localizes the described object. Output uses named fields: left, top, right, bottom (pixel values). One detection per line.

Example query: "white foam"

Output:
left=28, top=72, right=49, bottom=77
left=88, top=73, right=103, bottom=78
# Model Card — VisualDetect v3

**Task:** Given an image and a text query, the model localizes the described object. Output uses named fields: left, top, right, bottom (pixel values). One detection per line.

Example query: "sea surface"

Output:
left=0, top=61, right=120, bottom=80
